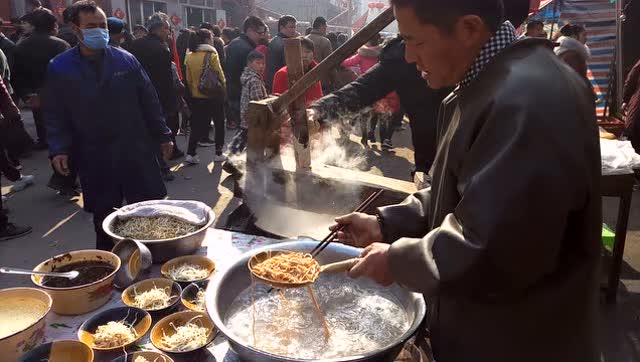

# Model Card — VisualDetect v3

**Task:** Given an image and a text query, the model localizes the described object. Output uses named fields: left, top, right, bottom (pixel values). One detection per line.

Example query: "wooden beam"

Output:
left=272, top=7, right=395, bottom=114
left=284, top=37, right=312, bottom=171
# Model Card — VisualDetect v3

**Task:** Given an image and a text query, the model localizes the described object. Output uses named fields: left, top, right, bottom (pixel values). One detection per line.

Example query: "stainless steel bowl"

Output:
left=206, top=241, right=427, bottom=362
left=102, top=202, right=215, bottom=263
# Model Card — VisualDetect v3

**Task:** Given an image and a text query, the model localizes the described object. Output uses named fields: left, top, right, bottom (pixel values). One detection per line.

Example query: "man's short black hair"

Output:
left=390, top=0, right=504, bottom=33
left=146, top=12, right=170, bottom=32
left=30, top=8, right=57, bottom=33
left=527, top=19, right=544, bottom=29
left=247, top=49, right=265, bottom=63
left=278, top=15, right=297, bottom=31
left=210, top=25, right=221, bottom=37
left=300, top=37, right=314, bottom=52
left=199, top=22, right=213, bottom=30
left=66, top=0, right=100, bottom=26
left=312, top=17, right=327, bottom=30
left=133, top=24, right=147, bottom=33
left=243, top=16, right=266, bottom=33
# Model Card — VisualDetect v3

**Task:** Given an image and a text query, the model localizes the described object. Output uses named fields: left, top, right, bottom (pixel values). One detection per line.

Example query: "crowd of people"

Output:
left=0, top=0, right=638, bottom=252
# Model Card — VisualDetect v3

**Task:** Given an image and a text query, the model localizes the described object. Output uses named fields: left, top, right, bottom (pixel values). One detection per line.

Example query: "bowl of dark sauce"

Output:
left=32, top=250, right=121, bottom=315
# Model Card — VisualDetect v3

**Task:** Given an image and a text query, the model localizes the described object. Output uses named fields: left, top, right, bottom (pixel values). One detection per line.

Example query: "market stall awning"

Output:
left=530, top=0, right=555, bottom=13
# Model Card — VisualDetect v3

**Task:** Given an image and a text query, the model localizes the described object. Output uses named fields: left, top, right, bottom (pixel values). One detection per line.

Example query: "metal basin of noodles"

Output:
left=102, top=201, right=215, bottom=263
left=206, top=241, right=427, bottom=362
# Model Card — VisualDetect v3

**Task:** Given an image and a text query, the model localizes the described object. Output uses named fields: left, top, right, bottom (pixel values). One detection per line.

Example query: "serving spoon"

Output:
left=0, top=267, right=80, bottom=280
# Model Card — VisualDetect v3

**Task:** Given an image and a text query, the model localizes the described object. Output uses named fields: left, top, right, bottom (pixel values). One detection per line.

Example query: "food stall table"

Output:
left=601, top=170, right=636, bottom=304
left=43, top=229, right=284, bottom=362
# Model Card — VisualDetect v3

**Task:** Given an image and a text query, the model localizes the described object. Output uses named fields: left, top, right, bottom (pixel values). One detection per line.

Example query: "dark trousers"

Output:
left=32, top=106, right=47, bottom=145
left=0, top=178, right=7, bottom=230
left=367, top=113, right=392, bottom=142
left=94, top=208, right=115, bottom=251
left=187, top=98, right=225, bottom=155
left=166, top=112, right=180, bottom=147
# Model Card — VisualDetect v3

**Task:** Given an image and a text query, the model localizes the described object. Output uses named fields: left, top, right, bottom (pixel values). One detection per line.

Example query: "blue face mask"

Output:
left=81, top=28, right=109, bottom=49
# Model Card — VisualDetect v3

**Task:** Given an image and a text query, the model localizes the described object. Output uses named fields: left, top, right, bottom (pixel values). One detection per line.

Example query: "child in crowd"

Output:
left=228, top=50, right=268, bottom=155
left=272, top=37, right=323, bottom=106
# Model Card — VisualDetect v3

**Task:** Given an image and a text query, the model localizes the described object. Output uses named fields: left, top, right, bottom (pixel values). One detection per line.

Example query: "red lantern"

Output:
left=170, top=15, right=182, bottom=25
left=113, top=8, right=125, bottom=19
left=375, top=2, right=385, bottom=9
left=368, top=2, right=376, bottom=8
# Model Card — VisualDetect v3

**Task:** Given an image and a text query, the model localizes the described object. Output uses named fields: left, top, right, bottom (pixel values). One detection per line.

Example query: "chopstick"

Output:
left=310, top=189, right=384, bottom=258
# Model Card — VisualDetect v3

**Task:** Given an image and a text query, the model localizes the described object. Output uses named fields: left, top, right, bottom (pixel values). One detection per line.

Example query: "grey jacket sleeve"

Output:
left=383, top=95, right=597, bottom=298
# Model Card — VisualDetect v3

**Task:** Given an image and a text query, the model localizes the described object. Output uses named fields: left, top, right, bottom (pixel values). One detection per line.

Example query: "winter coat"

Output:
left=240, top=66, right=268, bottom=128
left=266, top=33, right=289, bottom=91
left=311, top=37, right=450, bottom=172
left=12, top=32, right=69, bottom=98
left=342, top=44, right=382, bottom=75
left=213, top=37, right=225, bottom=66
left=42, top=46, right=172, bottom=213
left=623, top=59, right=640, bottom=151
left=272, top=61, right=323, bottom=107
left=306, top=30, right=334, bottom=90
left=224, top=34, right=256, bottom=103
left=129, top=34, right=179, bottom=115
left=379, top=38, right=601, bottom=362
left=184, top=44, right=226, bottom=100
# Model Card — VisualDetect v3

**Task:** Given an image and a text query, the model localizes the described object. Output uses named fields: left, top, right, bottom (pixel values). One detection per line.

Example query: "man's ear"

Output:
left=453, top=15, right=491, bottom=49
left=71, top=23, right=82, bottom=38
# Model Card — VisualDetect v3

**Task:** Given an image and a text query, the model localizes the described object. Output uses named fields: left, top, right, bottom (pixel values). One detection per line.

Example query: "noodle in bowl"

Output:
left=207, top=241, right=427, bottom=362
left=102, top=201, right=215, bottom=263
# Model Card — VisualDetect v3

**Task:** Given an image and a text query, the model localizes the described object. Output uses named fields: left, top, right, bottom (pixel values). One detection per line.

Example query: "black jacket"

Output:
left=12, top=32, right=69, bottom=98
left=224, top=34, right=256, bottom=102
left=129, top=34, right=178, bottom=115
left=266, top=32, right=288, bottom=91
left=311, top=37, right=450, bottom=172
left=379, top=38, right=601, bottom=362
left=214, top=37, right=225, bottom=67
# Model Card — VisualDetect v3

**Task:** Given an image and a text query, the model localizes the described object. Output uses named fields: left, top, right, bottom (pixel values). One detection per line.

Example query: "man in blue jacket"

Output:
left=43, top=0, right=173, bottom=250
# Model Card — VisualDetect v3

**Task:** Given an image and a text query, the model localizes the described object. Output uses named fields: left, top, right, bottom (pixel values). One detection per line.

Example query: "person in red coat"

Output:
left=272, top=37, right=323, bottom=107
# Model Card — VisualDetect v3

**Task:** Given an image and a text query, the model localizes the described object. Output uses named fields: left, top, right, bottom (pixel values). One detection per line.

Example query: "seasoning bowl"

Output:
left=102, top=201, right=215, bottom=263
left=111, top=239, right=153, bottom=289
left=111, top=350, right=174, bottom=362
left=161, top=256, right=215, bottom=284
left=150, top=311, right=215, bottom=354
left=18, top=340, right=93, bottom=362
left=78, top=306, right=151, bottom=351
left=0, top=288, right=52, bottom=361
left=31, top=250, right=121, bottom=315
left=180, top=280, right=208, bottom=312
left=121, top=278, right=182, bottom=313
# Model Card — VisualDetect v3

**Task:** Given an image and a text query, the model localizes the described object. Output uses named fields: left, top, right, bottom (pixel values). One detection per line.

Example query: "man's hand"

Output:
left=52, top=154, right=70, bottom=176
left=161, top=142, right=174, bottom=161
left=330, top=212, right=383, bottom=248
left=348, top=243, right=394, bottom=286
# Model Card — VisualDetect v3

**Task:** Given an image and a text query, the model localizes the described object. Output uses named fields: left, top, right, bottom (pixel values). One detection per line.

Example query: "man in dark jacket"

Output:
left=13, top=8, right=69, bottom=149
left=57, top=7, right=79, bottom=47
left=311, top=37, right=450, bottom=178
left=43, top=1, right=173, bottom=250
left=130, top=12, right=181, bottom=179
left=330, top=1, right=601, bottom=361
left=266, top=15, right=297, bottom=91
left=224, top=16, right=267, bottom=129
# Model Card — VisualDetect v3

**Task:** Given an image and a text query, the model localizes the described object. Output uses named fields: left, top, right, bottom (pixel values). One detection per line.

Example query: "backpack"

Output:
left=198, top=52, right=223, bottom=97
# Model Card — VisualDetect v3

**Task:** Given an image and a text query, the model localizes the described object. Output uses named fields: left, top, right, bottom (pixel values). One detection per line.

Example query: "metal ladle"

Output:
left=0, top=267, right=80, bottom=280
left=248, top=250, right=360, bottom=289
